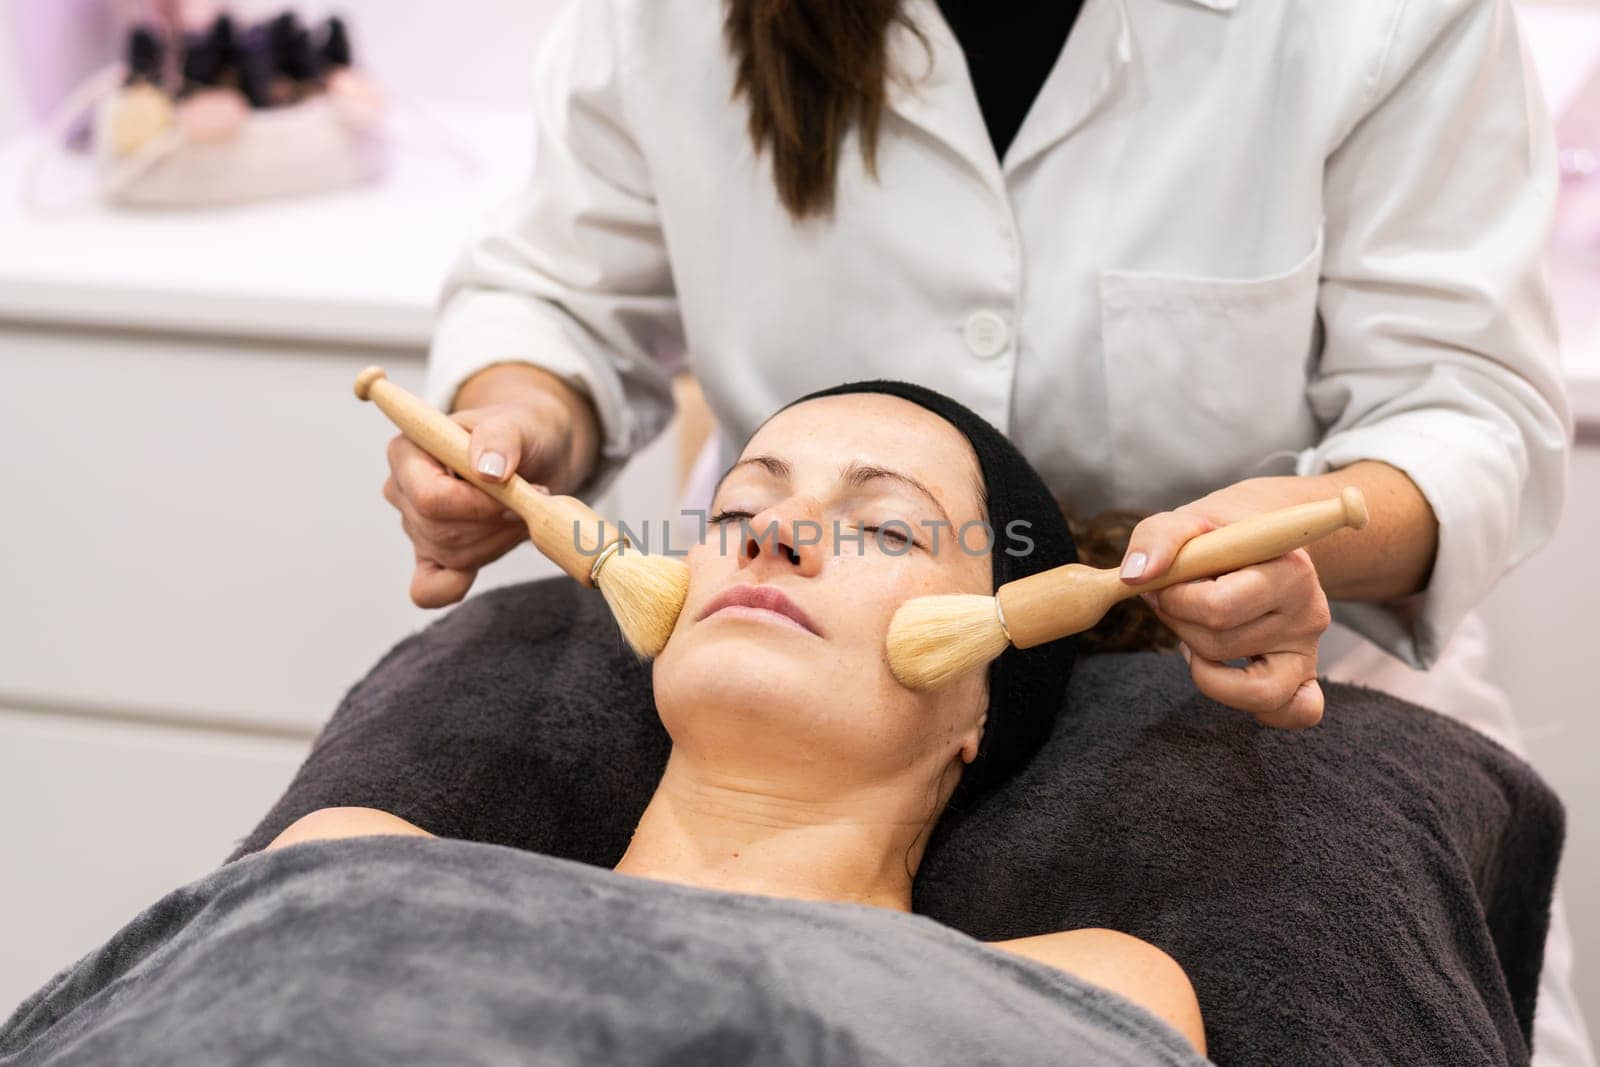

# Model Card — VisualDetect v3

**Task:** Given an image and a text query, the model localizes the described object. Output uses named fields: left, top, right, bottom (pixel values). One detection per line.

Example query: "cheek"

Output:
left=819, top=551, right=935, bottom=644
left=861, top=551, right=991, bottom=743
left=659, top=540, right=737, bottom=647
left=847, top=545, right=991, bottom=640
left=831, top=551, right=987, bottom=709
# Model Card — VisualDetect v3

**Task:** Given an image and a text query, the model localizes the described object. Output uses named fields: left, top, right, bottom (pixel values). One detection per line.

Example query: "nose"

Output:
left=737, top=497, right=825, bottom=578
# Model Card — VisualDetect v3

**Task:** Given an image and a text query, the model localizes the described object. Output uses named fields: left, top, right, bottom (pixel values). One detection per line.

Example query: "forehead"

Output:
left=740, top=393, right=984, bottom=519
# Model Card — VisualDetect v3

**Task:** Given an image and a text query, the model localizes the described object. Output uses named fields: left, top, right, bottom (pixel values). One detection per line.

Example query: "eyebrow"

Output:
left=841, top=462, right=953, bottom=526
left=711, top=455, right=791, bottom=502
left=711, top=454, right=953, bottom=526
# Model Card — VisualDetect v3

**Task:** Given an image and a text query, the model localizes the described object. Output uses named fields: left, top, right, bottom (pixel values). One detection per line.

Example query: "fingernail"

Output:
left=503, top=509, right=521, bottom=523
left=1178, top=641, right=1191, bottom=664
left=1121, top=551, right=1147, bottom=581
left=1139, top=592, right=1157, bottom=609
left=531, top=484, right=550, bottom=495
left=476, top=452, right=506, bottom=478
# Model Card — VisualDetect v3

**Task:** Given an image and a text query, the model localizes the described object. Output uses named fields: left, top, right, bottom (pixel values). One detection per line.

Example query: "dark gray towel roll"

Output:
left=225, top=577, right=1563, bottom=1065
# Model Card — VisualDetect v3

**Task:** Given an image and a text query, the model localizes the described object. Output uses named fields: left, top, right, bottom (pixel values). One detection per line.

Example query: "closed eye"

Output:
left=708, top=510, right=922, bottom=551
left=857, top=523, right=920, bottom=550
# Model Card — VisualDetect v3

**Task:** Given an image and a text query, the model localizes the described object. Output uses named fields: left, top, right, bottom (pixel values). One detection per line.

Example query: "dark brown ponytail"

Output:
left=723, top=0, right=916, bottom=221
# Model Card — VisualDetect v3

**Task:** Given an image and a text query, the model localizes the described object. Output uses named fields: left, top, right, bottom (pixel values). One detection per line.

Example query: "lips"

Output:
left=696, top=583, right=824, bottom=637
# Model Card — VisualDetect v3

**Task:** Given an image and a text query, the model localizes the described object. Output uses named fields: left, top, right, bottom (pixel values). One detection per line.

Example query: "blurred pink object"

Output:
left=175, top=87, right=247, bottom=143
left=1555, top=57, right=1600, bottom=185
left=1550, top=54, right=1600, bottom=348
left=326, top=68, right=385, bottom=130
left=159, top=0, right=218, bottom=33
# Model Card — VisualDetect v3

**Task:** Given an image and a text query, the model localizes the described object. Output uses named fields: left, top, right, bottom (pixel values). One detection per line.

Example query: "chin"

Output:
left=658, top=627, right=827, bottom=686
left=653, top=632, right=836, bottom=731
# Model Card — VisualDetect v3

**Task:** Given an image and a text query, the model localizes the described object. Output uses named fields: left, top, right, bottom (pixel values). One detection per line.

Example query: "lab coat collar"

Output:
left=884, top=0, right=1235, bottom=186
left=884, top=0, right=1003, bottom=194
left=1001, top=0, right=1135, bottom=175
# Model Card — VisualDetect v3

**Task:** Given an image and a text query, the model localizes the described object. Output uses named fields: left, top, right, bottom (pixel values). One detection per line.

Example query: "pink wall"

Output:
left=5, top=0, right=119, bottom=123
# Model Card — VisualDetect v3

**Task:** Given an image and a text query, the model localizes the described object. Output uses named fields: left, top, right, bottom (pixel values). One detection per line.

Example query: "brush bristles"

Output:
left=886, top=594, right=1011, bottom=690
left=595, top=552, right=690, bottom=658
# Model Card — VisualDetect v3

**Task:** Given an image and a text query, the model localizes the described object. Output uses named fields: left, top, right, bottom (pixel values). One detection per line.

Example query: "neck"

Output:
left=613, top=747, right=950, bottom=912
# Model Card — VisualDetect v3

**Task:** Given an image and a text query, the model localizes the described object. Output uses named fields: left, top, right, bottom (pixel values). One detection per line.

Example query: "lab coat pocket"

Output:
left=1097, top=224, right=1324, bottom=507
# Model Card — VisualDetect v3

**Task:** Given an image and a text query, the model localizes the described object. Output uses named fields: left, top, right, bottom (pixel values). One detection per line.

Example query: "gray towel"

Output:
left=183, top=578, right=1566, bottom=1062
left=1, top=835, right=1206, bottom=1065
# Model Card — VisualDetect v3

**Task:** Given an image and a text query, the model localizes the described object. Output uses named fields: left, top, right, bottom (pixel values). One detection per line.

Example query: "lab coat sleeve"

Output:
left=426, top=0, right=684, bottom=502
left=1294, top=0, right=1573, bottom=670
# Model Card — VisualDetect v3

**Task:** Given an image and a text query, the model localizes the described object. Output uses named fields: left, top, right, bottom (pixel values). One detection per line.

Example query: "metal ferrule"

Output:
left=587, top=537, right=629, bottom=584
left=994, top=597, right=1014, bottom=645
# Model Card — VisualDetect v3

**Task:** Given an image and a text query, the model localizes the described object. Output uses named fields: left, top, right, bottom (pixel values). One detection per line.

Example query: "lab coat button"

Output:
left=963, top=311, right=1009, bottom=358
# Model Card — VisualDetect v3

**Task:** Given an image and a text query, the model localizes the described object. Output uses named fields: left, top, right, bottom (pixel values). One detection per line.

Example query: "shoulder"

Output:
left=1363, top=0, right=1514, bottom=102
left=590, top=0, right=727, bottom=66
left=538, top=0, right=732, bottom=128
left=988, top=928, right=1205, bottom=1056
left=265, top=806, right=435, bottom=852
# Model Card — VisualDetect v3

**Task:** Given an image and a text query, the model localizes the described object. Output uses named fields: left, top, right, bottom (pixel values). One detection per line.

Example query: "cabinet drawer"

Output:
left=0, top=707, right=309, bottom=1014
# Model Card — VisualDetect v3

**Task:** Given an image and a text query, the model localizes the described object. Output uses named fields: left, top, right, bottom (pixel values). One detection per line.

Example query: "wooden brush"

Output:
left=354, top=367, right=688, bottom=657
left=887, top=488, right=1370, bottom=690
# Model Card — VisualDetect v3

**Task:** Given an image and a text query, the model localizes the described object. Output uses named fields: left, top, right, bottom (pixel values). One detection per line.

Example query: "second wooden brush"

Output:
left=354, top=366, right=687, bottom=657
left=886, top=488, right=1370, bottom=690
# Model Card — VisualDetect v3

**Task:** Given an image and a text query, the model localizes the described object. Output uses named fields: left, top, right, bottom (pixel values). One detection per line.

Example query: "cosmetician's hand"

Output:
left=382, top=366, right=598, bottom=609
left=1117, top=477, right=1332, bottom=730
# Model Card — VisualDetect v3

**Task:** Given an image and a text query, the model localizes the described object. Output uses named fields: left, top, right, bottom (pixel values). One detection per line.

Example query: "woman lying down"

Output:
left=0, top=382, right=1206, bottom=1065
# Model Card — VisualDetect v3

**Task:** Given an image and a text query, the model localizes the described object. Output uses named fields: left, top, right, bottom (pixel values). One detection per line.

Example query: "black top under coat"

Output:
left=936, top=0, right=1085, bottom=161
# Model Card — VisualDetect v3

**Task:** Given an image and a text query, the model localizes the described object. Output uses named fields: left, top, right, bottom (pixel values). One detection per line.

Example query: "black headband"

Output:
left=778, top=380, right=1079, bottom=804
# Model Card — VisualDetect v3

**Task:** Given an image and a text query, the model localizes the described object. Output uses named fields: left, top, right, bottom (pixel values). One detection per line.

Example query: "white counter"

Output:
left=0, top=109, right=535, bottom=347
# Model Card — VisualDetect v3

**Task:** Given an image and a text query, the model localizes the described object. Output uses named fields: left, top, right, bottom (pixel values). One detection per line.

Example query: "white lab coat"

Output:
left=426, top=0, right=1572, bottom=676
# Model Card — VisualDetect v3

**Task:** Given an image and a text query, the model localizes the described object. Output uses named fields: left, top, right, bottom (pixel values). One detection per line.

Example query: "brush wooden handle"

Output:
left=354, top=366, right=622, bottom=586
left=997, top=487, right=1368, bottom=649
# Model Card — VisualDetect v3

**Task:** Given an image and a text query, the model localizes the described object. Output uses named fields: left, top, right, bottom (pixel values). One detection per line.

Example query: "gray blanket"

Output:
left=1, top=835, right=1205, bottom=1066
left=221, top=579, right=1565, bottom=1064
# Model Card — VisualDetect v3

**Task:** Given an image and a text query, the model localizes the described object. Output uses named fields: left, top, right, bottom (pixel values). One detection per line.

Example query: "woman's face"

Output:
left=652, top=393, right=993, bottom=796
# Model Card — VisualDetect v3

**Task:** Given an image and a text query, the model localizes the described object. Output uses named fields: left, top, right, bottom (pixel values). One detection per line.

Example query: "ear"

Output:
left=959, top=713, right=986, bottom=765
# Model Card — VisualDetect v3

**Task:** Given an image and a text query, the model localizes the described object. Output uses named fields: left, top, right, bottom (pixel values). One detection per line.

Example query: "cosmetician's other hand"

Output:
left=381, top=363, right=602, bottom=609
left=1117, top=477, right=1333, bottom=731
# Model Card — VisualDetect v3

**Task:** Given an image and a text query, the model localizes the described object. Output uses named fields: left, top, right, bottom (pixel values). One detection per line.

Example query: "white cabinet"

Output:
left=1482, top=440, right=1600, bottom=1041
left=0, top=708, right=311, bottom=1011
